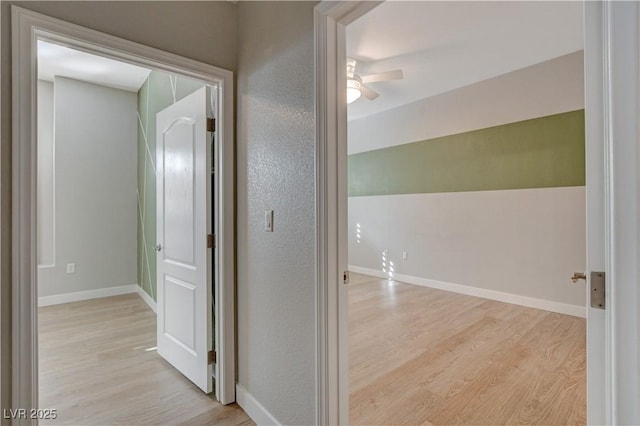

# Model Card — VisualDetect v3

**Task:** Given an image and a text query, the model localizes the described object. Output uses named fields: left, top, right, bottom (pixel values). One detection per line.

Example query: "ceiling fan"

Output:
left=346, top=57, right=403, bottom=104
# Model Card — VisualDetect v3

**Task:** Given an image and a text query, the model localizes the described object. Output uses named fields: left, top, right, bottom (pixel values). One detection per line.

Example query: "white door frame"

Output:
left=314, top=2, right=381, bottom=425
left=586, top=2, right=640, bottom=423
left=10, top=5, right=236, bottom=414
left=314, top=1, right=640, bottom=424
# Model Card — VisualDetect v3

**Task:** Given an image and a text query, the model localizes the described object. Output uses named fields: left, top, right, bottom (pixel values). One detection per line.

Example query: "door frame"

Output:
left=313, top=2, right=381, bottom=424
left=10, top=5, right=236, bottom=413
left=587, top=2, right=640, bottom=423
left=314, top=1, right=640, bottom=424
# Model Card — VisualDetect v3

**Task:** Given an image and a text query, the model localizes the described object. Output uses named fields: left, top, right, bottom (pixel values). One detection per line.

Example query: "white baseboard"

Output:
left=38, top=284, right=139, bottom=307
left=348, top=265, right=586, bottom=318
left=236, top=384, right=281, bottom=426
left=135, top=285, right=157, bottom=313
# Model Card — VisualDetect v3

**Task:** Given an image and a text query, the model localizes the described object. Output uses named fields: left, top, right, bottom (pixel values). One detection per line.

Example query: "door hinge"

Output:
left=207, top=117, right=216, bottom=133
left=590, top=271, right=605, bottom=309
left=343, top=271, right=350, bottom=285
left=208, top=350, right=216, bottom=365
left=207, top=234, right=216, bottom=249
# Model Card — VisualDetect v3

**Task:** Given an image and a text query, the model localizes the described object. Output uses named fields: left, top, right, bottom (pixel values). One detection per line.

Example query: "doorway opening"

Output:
left=344, top=3, right=586, bottom=424
left=312, top=1, right=633, bottom=425
left=12, top=6, right=236, bottom=420
left=36, top=39, right=228, bottom=423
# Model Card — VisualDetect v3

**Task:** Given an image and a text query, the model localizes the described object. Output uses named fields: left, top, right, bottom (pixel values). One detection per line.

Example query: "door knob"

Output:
left=571, top=272, right=586, bottom=283
left=153, top=244, right=162, bottom=252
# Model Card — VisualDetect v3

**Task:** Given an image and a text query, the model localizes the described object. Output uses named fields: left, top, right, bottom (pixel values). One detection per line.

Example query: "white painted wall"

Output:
left=348, top=51, right=585, bottom=154
left=349, top=188, right=586, bottom=308
left=348, top=52, right=587, bottom=312
left=37, top=76, right=138, bottom=298
left=37, top=79, right=55, bottom=266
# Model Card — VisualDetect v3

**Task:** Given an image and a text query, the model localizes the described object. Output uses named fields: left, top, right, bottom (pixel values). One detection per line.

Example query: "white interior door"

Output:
left=584, top=3, right=607, bottom=420
left=156, top=86, right=213, bottom=394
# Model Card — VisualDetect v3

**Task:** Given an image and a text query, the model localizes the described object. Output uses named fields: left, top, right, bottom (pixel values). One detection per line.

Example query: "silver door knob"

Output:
left=571, top=272, right=586, bottom=283
left=153, top=244, right=162, bottom=252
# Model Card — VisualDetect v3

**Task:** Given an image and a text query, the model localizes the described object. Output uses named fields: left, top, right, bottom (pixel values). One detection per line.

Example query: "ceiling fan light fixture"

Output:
left=347, top=77, right=362, bottom=104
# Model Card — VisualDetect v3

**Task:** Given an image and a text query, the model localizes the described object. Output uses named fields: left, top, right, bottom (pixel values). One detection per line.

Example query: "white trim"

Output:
left=37, top=78, right=56, bottom=270
left=235, top=385, right=281, bottom=426
left=600, top=2, right=640, bottom=423
left=349, top=265, right=586, bottom=318
left=37, top=264, right=55, bottom=269
left=38, top=283, right=159, bottom=313
left=314, top=3, right=382, bottom=424
left=37, top=284, right=138, bottom=307
left=584, top=3, right=610, bottom=424
left=135, top=286, right=157, bottom=314
left=0, top=3, right=6, bottom=416
left=11, top=6, right=236, bottom=414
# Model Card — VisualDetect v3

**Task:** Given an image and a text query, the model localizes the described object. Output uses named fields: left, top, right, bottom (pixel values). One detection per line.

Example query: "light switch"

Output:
left=264, top=210, right=274, bottom=232
left=66, top=263, right=76, bottom=274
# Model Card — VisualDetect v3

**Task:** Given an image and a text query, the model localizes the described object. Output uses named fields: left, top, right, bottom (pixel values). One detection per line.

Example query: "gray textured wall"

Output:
left=236, top=2, right=317, bottom=424
left=0, top=1, right=236, bottom=416
left=37, top=77, right=138, bottom=298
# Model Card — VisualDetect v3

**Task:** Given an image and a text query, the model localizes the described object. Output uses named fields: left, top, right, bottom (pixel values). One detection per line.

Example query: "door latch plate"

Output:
left=590, top=271, right=605, bottom=309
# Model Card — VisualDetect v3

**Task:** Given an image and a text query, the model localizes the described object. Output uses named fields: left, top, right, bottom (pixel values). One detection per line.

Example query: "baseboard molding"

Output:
left=348, top=265, right=586, bottom=318
left=135, top=285, right=157, bottom=313
left=236, top=384, right=281, bottom=426
left=38, top=284, right=139, bottom=307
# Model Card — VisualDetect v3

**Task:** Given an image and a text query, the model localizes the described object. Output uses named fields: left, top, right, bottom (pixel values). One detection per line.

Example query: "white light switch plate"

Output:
left=66, top=263, right=76, bottom=274
left=265, top=210, right=274, bottom=232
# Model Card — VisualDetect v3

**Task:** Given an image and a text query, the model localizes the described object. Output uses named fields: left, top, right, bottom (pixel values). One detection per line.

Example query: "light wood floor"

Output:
left=38, top=294, right=253, bottom=426
left=349, top=273, right=586, bottom=426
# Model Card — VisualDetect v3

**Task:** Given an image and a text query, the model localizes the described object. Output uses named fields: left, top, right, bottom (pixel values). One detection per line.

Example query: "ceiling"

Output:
left=38, top=40, right=151, bottom=92
left=346, top=1, right=584, bottom=120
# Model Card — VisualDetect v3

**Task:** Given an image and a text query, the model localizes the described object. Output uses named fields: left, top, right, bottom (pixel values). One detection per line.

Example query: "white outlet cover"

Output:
left=66, top=263, right=75, bottom=274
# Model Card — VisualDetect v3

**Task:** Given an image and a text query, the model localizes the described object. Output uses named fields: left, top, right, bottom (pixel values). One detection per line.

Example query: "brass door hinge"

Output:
left=207, top=118, right=216, bottom=133
left=208, top=350, right=216, bottom=365
left=207, top=234, right=215, bottom=249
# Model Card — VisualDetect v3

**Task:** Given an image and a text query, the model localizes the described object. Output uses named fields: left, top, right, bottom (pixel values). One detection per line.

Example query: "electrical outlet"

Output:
left=66, top=263, right=76, bottom=274
left=402, top=251, right=408, bottom=260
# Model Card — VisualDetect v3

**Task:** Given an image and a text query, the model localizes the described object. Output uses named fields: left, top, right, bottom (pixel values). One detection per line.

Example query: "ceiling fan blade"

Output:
left=360, top=84, right=379, bottom=100
left=361, top=69, right=403, bottom=84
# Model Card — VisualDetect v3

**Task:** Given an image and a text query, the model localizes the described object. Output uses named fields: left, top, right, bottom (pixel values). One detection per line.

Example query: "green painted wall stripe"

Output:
left=348, top=109, right=585, bottom=197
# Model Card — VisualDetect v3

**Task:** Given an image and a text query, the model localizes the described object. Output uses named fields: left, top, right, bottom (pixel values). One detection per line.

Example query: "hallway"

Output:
left=38, top=294, right=252, bottom=425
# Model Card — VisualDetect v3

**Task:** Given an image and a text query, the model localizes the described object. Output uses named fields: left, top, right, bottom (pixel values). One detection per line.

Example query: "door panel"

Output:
left=584, top=3, right=609, bottom=423
left=156, top=86, right=212, bottom=394
left=164, top=276, right=197, bottom=351
left=162, top=119, right=196, bottom=267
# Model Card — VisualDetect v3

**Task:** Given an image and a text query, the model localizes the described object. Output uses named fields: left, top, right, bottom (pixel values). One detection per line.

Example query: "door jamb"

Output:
left=313, top=2, right=381, bottom=425
left=590, top=2, right=640, bottom=423
left=10, top=5, right=236, bottom=413
left=315, top=0, right=640, bottom=424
